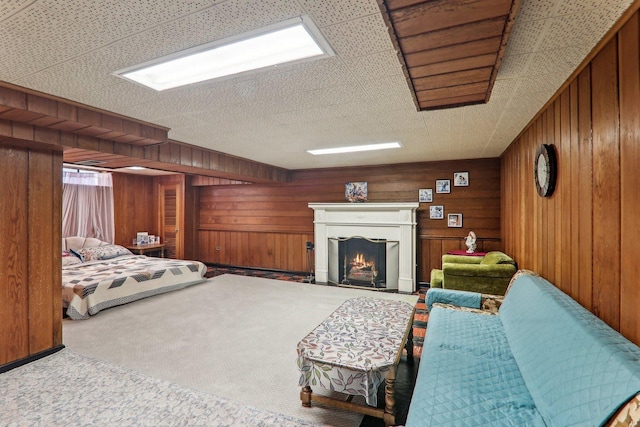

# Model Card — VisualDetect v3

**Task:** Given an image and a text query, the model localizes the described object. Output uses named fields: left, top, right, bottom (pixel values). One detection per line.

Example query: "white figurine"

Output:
left=465, top=231, right=477, bottom=253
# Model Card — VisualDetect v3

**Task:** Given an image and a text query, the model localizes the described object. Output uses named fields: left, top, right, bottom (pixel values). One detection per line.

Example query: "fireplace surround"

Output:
left=309, top=203, right=418, bottom=293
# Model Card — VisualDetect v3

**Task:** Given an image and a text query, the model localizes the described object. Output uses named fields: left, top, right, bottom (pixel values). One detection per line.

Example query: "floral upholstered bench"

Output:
left=297, top=297, right=415, bottom=426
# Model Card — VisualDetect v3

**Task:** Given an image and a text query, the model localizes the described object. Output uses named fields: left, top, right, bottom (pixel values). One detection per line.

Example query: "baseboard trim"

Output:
left=0, top=345, right=65, bottom=374
left=205, top=263, right=308, bottom=276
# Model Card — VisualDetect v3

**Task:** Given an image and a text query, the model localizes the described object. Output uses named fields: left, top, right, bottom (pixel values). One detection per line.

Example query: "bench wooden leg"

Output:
left=406, top=323, right=414, bottom=361
left=300, top=386, right=312, bottom=407
left=383, top=365, right=397, bottom=426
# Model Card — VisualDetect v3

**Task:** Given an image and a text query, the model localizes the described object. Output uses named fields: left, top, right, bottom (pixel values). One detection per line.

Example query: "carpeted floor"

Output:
left=206, top=265, right=429, bottom=358
left=62, top=274, right=418, bottom=427
left=0, top=348, right=319, bottom=426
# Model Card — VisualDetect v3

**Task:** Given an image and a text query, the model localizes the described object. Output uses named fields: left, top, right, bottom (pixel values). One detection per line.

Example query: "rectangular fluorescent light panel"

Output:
left=308, top=142, right=402, bottom=155
left=115, top=16, right=333, bottom=91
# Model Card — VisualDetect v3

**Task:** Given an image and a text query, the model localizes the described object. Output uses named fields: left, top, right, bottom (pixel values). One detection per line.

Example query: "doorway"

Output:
left=158, top=182, right=182, bottom=259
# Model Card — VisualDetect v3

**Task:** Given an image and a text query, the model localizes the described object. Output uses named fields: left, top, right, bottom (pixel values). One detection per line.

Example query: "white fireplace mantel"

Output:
left=309, top=203, right=419, bottom=293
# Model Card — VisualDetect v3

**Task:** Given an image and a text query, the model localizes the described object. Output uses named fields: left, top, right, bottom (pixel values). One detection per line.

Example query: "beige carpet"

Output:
left=62, top=274, right=418, bottom=427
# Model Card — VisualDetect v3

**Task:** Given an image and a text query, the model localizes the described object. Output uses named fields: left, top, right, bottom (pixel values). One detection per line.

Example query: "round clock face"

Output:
left=536, top=153, right=548, bottom=188
left=534, top=144, right=557, bottom=197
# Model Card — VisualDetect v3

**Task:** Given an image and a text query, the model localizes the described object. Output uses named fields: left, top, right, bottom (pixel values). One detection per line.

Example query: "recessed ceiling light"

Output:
left=114, top=16, right=333, bottom=91
left=307, top=142, right=402, bottom=156
left=126, top=166, right=147, bottom=170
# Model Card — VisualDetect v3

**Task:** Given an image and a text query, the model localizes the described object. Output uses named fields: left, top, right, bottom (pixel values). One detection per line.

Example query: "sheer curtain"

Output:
left=62, top=171, right=115, bottom=243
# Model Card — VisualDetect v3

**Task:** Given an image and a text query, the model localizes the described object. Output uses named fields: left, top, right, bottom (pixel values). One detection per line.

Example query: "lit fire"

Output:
left=351, top=252, right=375, bottom=271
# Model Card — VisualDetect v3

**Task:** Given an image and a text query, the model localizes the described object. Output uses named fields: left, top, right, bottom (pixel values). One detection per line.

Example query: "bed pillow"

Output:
left=68, top=248, right=85, bottom=262
left=62, top=250, right=83, bottom=266
left=77, top=244, right=132, bottom=262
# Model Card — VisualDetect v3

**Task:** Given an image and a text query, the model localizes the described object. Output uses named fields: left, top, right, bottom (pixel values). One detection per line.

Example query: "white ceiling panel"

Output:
left=0, top=0, right=634, bottom=170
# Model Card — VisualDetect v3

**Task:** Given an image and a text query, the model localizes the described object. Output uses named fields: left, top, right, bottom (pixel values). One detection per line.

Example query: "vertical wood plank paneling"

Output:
left=0, top=147, right=29, bottom=365
left=559, top=89, right=573, bottom=294
left=545, top=107, right=556, bottom=282
left=112, top=173, right=155, bottom=246
left=502, top=10, right=640, bottom=345
left=28, top=150, right=54, bottom=354
left=577, top=66, right=593, bottom=310
left=51, top=151, right=63, bottom=346
left=591, top=38, right=621, bottom=329
left=569, top=79, right=581, bottom=299
left=618, top=14, right=640, bottom=344
left=0, top=144, right=61, bottom=367
left=198, top=159, right=501, bottom=275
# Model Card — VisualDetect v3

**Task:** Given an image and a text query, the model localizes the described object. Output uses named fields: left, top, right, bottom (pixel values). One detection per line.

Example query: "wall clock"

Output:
left=534, top=144, right=557, bottom=197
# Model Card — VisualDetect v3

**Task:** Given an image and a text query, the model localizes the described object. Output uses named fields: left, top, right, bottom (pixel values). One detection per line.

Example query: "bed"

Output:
left=62, top=237, right=206, bottom=320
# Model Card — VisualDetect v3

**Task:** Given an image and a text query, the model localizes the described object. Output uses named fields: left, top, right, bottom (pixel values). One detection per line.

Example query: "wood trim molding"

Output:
left=0, top=84, right=167, bottom=146
left=0, top=83, right=289, bottom=183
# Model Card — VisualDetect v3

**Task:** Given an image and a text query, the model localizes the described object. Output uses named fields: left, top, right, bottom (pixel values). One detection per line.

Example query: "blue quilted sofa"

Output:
left=406, top=272, right=640, bottom=426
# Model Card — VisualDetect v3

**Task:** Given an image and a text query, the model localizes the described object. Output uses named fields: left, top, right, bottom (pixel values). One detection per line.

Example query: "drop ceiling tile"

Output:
left=298, top=0, right=381, bottom=27
left=515, top=0, right=558, bottom=23
left=119, top=0, right=215, bottom=24
left=490, top=78, right=520, bottom=100
left=41, top=0, right=158, bottom=44
left=497, top=53, right=533, bottom=79
left=342, top=50, right=404, bottom=82
left=543, top=5, right=630, bottom=50
left=322, top=13, right=394, bottom=58
left=503, top=18, right=549, bottom=55
left=155, top=6, right=242, bottom=48
left=217, top=0, right=305, bottom=29
left=0, top=0, right=34, bottom=21
left=527, top=45, right=591, bottom=77
left=556, top=0, right=633, bottom=16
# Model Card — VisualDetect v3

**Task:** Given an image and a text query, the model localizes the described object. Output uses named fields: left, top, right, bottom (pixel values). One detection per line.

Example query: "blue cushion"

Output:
left=500, top=275, right=640, bottom=426
left=426, top=288, right=481, bottom=312
left=406, top=307, right=545, bottom=426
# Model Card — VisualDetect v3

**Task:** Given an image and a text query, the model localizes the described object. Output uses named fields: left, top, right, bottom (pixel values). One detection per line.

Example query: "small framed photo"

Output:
left=419, top=188, right=433, bottom=203
left=429, top=205, right=444, bottom=219
left=454, top=172, right=469, bottom=187
left=436, top=179, right=451, bottom=194
left=136, top=232, right=149, bottom=245
left=345, top=182, right=367, bottom=202
left=448, top=213, right=463, bottom=227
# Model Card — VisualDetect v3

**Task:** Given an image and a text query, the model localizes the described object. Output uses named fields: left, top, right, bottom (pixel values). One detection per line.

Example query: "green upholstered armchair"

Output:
left=429, top=251, right=517, bottom=296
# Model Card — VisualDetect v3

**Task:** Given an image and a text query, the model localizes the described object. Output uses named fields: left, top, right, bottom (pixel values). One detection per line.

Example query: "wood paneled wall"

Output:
left=0, top=144, right=62, bottom=367
left=111, top=172, right=199, bottom=260
left=112, top=173, right=156, bottom=247
left=501, top=11, right=640, bottom=345
left=199, top=158, right=501, bottom=278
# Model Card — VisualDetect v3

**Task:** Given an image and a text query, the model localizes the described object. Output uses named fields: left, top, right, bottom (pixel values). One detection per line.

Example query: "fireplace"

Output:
left=329, top=237, right=393, bottom=288
left=309, top=203, right=418, bottom=293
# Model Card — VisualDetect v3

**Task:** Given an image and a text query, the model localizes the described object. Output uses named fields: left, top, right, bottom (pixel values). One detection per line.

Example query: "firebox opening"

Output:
left=338, top=237, right=386, bottom=288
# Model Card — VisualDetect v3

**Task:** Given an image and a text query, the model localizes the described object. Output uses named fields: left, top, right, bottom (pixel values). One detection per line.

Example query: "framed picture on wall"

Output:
left=436, top=179, right=450, bottom=194
left=430, top=205, right=444, bottom=219
left=345, top=182, right=367, bottom=202
left=448, top=213, right=463, bottom=227
left=454, top=172, right=469, bottom=186
left=419, top=188, right=433, bottom=203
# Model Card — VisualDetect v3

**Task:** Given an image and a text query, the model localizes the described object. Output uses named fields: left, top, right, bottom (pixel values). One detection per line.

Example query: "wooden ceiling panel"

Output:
left=413, top=67, right=493, bottom=92
left=410, top=54, right=496, bottom=79
left=379, top=0, right=520, bottom=110
left=399, top=16, right=505, bottom=54
left=417, top=81, right=488, bottom=102
left=404, top=36, right=502, bottom=68
left=389, top=0, right=513, bottom=37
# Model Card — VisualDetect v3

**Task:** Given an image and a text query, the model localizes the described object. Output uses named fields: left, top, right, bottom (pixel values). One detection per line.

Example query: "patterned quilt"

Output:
left=297, top=297, right=415, bottom=406
left=62, top=255, right=206, bottom=320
